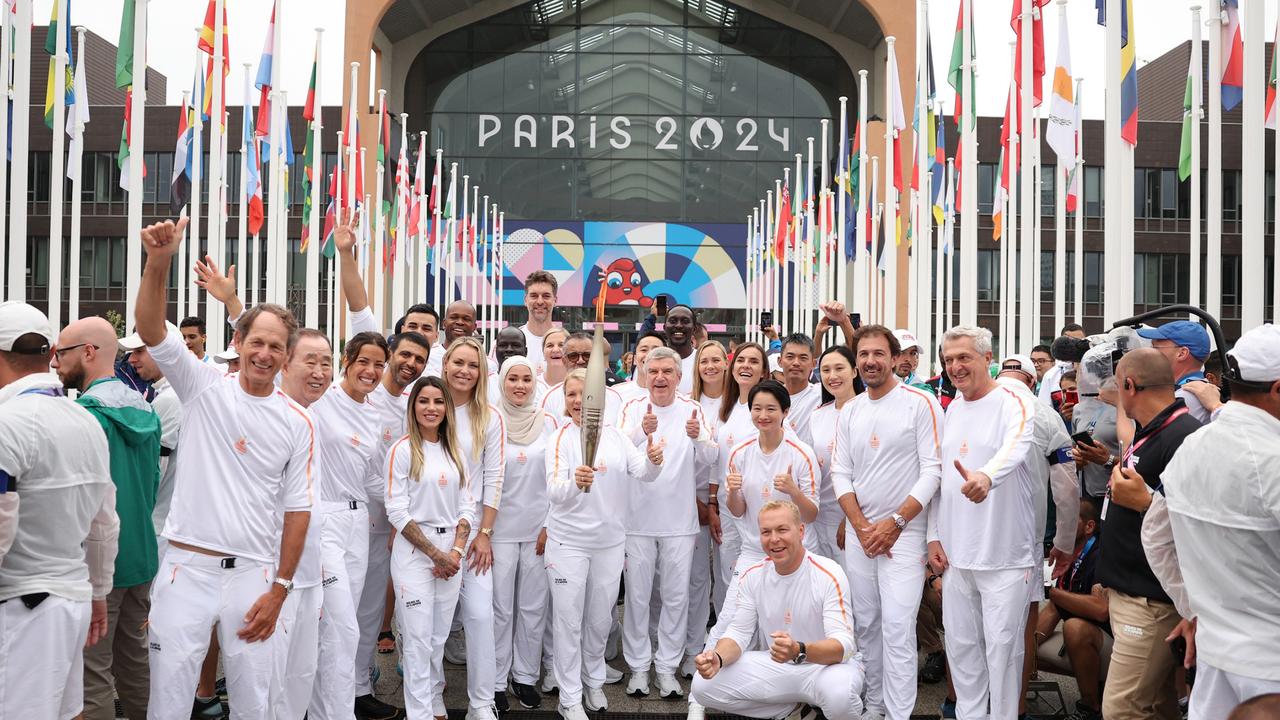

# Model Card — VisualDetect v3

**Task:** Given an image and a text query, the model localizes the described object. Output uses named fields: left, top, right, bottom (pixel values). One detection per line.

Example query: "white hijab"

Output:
left=498, top=356, right=542, bottom=445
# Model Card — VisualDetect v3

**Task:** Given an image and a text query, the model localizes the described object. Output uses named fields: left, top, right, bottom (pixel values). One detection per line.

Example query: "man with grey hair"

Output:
left=620, top=346, right=716, bottom=699
left=930, top=325, right=1036, bottom=720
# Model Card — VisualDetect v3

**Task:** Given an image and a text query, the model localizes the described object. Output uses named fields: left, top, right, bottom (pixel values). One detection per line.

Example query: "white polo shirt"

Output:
left=723, top=551, right=857, bottom=661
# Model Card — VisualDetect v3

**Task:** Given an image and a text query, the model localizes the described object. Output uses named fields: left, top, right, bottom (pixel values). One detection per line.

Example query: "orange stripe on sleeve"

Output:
left=386, top=436, right=409, bottom=497
left=901, top=385, right=941, bottom=453
left=785, top=439, right=818, bottom=496
left=285, top=401, right=317, bottom=506
left=806, top=556, right=851, bottom=627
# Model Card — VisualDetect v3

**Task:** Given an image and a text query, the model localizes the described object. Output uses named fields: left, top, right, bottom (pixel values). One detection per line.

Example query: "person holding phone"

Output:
left=1067, top=371, right=1121, bottom=501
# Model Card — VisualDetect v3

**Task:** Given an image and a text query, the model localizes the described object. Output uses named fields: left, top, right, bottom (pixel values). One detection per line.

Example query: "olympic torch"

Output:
left=580, top=276, right=609, bottom=491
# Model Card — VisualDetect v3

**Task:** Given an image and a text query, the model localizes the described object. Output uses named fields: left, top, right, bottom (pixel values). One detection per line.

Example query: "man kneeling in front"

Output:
left=691, top=501, right=865, bottom=720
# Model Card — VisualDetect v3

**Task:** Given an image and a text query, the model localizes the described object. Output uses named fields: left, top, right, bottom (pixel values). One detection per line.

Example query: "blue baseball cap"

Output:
left=1136, top=321, right=1210, bottom=360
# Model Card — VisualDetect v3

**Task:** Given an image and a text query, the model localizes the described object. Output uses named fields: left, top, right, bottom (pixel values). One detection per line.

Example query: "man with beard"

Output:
left=891, top=330, right=926, bottom=387
left=396, top=304, right=441, bottom=378
left=51, top=317, right=162, bottom=720
left=539, top=332, right=624, bottom=425
left=831, top=325, right=942, bottom=720
left=520, top=271, right=558, bottom=375
left=664, top=305, right=697, bottom=395
left=135, top=218, right=314, bottom=718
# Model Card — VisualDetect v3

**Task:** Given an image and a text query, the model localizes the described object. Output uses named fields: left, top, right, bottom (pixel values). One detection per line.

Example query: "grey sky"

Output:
left=34, top=1, right=1280, bottom=120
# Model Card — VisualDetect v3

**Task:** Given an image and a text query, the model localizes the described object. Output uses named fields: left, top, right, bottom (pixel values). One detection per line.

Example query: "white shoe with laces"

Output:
left=626, top=669, right=650, bottom=697
left=655, top=671, right=683, bottom=699
left=583, top=686, right=608, bottom=712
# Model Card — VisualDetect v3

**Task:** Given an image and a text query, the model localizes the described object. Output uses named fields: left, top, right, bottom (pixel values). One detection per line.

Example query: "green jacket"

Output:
left=78, top=377, right=162, bottom=588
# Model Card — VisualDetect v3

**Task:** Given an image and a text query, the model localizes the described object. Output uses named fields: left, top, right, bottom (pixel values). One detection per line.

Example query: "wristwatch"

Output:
left=891, top=512, right=907, bottom=530
left=792, top=641, right=807, bottom=665
left=479, top=527, right=494, bottom=538
left=273, top=577, right=294, bottom=595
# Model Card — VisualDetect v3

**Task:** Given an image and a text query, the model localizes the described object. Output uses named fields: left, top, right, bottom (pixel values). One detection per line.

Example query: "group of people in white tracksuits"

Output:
left=2, top=212, right=1077, bottom=720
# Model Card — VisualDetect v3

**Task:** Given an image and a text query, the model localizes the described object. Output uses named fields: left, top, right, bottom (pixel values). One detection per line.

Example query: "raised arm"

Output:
left=137, top=218, right=189, bottom=346
left=334, top=210, right=368, bottom=316
left=193, top=255, right=243, bottom=323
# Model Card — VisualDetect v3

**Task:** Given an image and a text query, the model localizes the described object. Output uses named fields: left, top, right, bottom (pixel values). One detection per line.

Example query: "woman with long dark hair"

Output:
left=809, top=344, right=859, bottom=561
left=385, top=376, right=475, bottom=720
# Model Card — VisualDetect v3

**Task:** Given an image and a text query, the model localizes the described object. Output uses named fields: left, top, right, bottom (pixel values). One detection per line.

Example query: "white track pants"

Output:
left=311, top=503, right=370, bottom=720
left=0, top=594, right=89, bottom=720
left=492, top=540, right=549, bottom=688
left=623, top=534, right=696, bottom=674
left=546, top=540, right=624, bottom=706
left=691, top=652, right=866, bottom=720
left=704, top=553, right=762, bottom=652
left=713, top=519, right=742, bottom=615
left=273, top=584, right=322, bottom=719
left=685, top=526, right=714, bottom=657
left=391, top=529, right=462, bottom=720
left=843, top=526, right=926, bottom=720
left=354, top=530, right=392, bottom=696
left=454, top=557, right=497, bottom=708
left=810, top=516, right=845, bottom=565
left=942, top=566, right=1033, bottom=720
left=1189, top=662, right=1280, bottom=720
left=147, top=549, right=284, bottom=720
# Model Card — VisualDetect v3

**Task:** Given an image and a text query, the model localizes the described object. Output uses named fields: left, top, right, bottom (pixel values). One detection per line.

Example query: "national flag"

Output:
left=844, top=123, right=861, bottom=261
left=774, top=179, right=792, bottom=259
left=948, top=0, right=976, bottom=128
left=388, top=141, right=410, bottom=271
left=299, top=124, right=316, bottom=252
left=169, top=98, right=193, bottom=214
left=342, top=99, right=363, bottom=210
left=118, top=88, right=145, bottom=190
left=197, top=0, right=230, bottom=121
left=408, top=134, right=427, bottom=241
left=886, top=40, right=906, bottom=195
left=1011, top=0, right=1050, bottom=107
left=302, top=45, right=318, bottom=125
left=1266, top=14, right=1280, bottom=128
left=932, top=104, right=946, bottom=224
left=992, top=146, right=1006, bottom=240
left=66, top=32, right=90, bottom=182
left=1045, top=15, right=1077, bottom=173
left=943, top=161, right=956, bottom=254
left=377, top=94, right=392, bottom=218
left=1178, top=50, right=1196, bottom=182
left=1097, top=0, right=1139, bottom=145
left=43, top=0, right=74, bottom=130
left=321, top=171, right=338, bottom=258
left=115, top=0, right=135, bottom=89
left=255, top=5, right=276, bottom=140
left=1221, top=0, right=1243, bottom=111
left=245, top=105, right=265, bottom=236
left=1066, top=88, right=1082, bottom=212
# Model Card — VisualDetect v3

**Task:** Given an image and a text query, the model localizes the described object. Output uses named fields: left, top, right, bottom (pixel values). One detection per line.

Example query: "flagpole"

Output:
left=805, top=136, right=815, bottom=335
left=393, top=112, right=408, bottom=321
left=884, top=36, right=899, bottom=330
left=45, top=0, right=69, bottom=326
left=471, top=184, right=480, bottom=313
left=819, top=120, right=830, bottom=324
left=8, top=0, right=31, bottom=302
left=204, top=0, right=225, bottom=349
left=1032, top=109, right=1042, bottom=341
left=346, top=62, right=359, bottom=291
left=236, top=64, right=251, bottom=307
left=497, top=211, right=505, bottom=330
left=870, top=157, right=880, bottom=322
left=433, top=150, right=444, bottom=311
left=373, top=99, right=386, bottom=326
left=306, top=28, right=323, bottom=328
left=836, top=97, right=848, bottom=308
left=1018, top=0, right=1034, bottom=348
left=1240, top=0, right=1264, bottom=328
left=758, top=199, right=767, bottom=344
left=945, top=158, right=955, bottom=332
left=1073, top=78, right=1085, bottom=324
left=766, top=186, right=776, bottom=339
left=1206, top=7, right=1223, bottom=325
left=857, top=70, right=869, bottom=323
left=122, top=2, right=146, bottom=330
left=0, top=2, right=10, bottom=299
left=446, top=162, right=458, bottom=303
left=265, top=89, right=281, bottom=307
left=68, top=25, right=87, bottom=322
left=916, top=2, right=932, bottom=360
left=1272, top=18, right=1280, bottom=322
left=1054, top=127, right=1066, bottom=336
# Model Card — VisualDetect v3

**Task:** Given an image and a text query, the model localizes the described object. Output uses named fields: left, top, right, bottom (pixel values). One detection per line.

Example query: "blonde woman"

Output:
left=440, top=337, right=506, bottom=719
left=490, top=357, right=558, bottom=710
left=684, top=340, right=728, bottom=677
left=385, top=376, right=475, bottom=720
left=545, top=370, right=664, bottom=720
left=540, top=329, right=568, bottom=386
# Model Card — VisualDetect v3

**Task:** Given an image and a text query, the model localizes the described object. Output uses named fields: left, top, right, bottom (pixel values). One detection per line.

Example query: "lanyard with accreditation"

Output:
left=1101, top=406, right=1189, bottom=521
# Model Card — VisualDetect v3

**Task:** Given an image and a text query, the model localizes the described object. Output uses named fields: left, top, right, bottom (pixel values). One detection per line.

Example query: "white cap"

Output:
left=998, top=353, right=1036, bottom=383
left=119, top=322, right=181, bottom=352
left=0, top=301, right=54, bottom=353
left=1228, top=324, right=1280, bottom=384
left=893, top=329, right=923, bottom=353
left=213, top=347, right=240, bottom=364
left=768, top=353, right=782, bottom=374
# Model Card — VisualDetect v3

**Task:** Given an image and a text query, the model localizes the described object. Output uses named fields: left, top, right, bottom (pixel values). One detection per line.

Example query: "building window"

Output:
left=978, top=163, right=995, bottom=214
left=1223, top=171, right=1241, bottom=221
left=1040, top=164, right=1055, bottom=216
left=1134, top=252, right=1189, bottom=306
left=1085, top=165, right=1103, bottom=217
left=977, top=248, right=999, bottom=301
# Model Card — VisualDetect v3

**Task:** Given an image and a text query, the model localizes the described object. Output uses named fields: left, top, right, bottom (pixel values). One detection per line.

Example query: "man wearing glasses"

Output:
left=540, top=331, right=624, bottom=426
left=51, top=317, right=163, bottom=720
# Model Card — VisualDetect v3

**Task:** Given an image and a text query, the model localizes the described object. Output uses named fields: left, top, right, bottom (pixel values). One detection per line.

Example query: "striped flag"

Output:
left=1045, top=15, right=1077, bottom=173
left=169, top=98, right=193, bottom=214
left=948, top=0, right=976, bottom=128
left=992, top=146, right=1006, bottom=241
left=377, top=95, right=392, bottom=218
left=254, top=5, right=275, bottom=140
left=1011, top=0, right=1050, bottom=107
left=774, top=178, right=791, bottom=258
left=43, top=0, right=74, bottom=130
left=1097, top=0, right=1139, bottom=145
left=1266, top=14, right=1280, bottom=128
left=887, top=40, right=906, bottom=196
left=408, top=134, right=427, bottom=242
left=1221, top=0, right=1243, bottom=111
left=197, top=0, right=229, bottom=120
left=245, top=108, right=265, bottom=236
left=321, top=171, right=338, bottom=258
left=66, top=29, right=90, bottom=181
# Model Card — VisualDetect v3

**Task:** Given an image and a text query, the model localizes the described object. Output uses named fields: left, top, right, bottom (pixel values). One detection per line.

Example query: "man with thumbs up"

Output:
left=619, top=347, right=716, bottom=699
left=932, top=326, right=1036, bottom=720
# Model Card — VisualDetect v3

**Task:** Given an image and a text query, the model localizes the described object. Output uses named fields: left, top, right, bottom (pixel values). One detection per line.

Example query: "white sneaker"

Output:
left=604, top=665, right=623, bottom=685
left=860, top=711, right=885, bottom=720
left=583, top=686, right=608, bottom=712
left=655, top=672, right=683, bottom=699
left=540, top=673, right=560, bottom=694
left=465, top=705, right=498, bottom=720
left=687, top=701, right=706, bottom=720
left=558, top=703, right=589, bottom=720
left=445, top=629, right=467, bottom=665
left=680, top=655, right=698, bottom=679
left=626, top=669, right=650, bottom=697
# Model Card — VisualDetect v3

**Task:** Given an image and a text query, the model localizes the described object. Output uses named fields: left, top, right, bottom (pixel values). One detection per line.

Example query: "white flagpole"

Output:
left=958, top=0, right=977, bottom=326
left=758, top=199, right=767, bottom=343
left=497, top=211, right=505, bottom=330
left=1019, top=0, right=1034, bottom=349
left=870, top=156, right=880, bottom=322
left=1102, top=0, right=1121, bottom=324
left=265, top=89, right=280, bottom=305
left=1032, top=109, right=1042, bottom=342
left=857, top=69, right=870, bottom=323
left=819, top=120, right=829, bottom=320
left=1188, top=10, right=1203, bottom=318
left=47, top=0, right=69, bottom=326
left=460, top=173, right=470, bottom=305
left=394, top=112, right=409, bottom=321
left=68, top=25, right=88, bottom=322
left=122, top=2, right=146, bottom=329
left=373, top=108, right=386, bottom=325
left=1054, top=133, right=1066, bottom=336
left=780, top=170, right=791, bottom=333
left=471, top=184, right=480, bottom=309
left=274, top=93, right=289, bottom=313
left=1272, top=22, right=1280, bottom=322
left=1241, top=0, right=1264, bottom=328
left=1074, top=78, right=1085, bottom=324
left=945, top=158, right=955, bottom=332
left=237, top=64, right=250, bottom=305
left=346, top=62, right=359, bottom=292
left=805, top=136, right=815, bottom=334
left=837, top=96, right=848, bottom=307
left=480, top=194, right=490, bottom=343
left=446, top=162, right=458, bottom=304
left=306, top=28, right=323, bottom=328
left=748, top=211, right=756, bottom=344
left=884, top=36, right=899, bottom=331
left=0, top=1, right=10, bottom=299
left=433, top=151, right=444, bottom=310
left=205, top=0, right=225, bottom=349
left=766, top=187, right=775, bottom=338
left=1207, top=5, right=1223, bottom=325
left=7, top=0, right=31, bottom=302
left=917, top=3, right=933, bottom=355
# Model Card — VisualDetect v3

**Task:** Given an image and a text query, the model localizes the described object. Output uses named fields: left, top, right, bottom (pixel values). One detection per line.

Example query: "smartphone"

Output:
left=1062, top=389, right=1079, bottom=406
left=656, top=295, right=668, bottom=318
left=850, top=312, right=862, bottom=330
left=760, top=309, right=773, bottom=331
left=1072, top=431, right=1094, bottom=447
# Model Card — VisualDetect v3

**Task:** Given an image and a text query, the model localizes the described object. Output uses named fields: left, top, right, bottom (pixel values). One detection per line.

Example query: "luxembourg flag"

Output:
left=1221, top=0, right=1244, bottom=111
